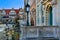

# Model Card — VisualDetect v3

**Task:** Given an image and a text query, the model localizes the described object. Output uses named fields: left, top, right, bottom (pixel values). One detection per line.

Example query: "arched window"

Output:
left=49, top=6, right=52, bottom=25
left=31, top=8, right=36, bottom=26
left=46, top=3, right=53, bottom=25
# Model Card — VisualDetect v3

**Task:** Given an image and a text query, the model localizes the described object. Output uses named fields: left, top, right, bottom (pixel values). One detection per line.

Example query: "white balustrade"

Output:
left=20, top=26, right=59, bottom=40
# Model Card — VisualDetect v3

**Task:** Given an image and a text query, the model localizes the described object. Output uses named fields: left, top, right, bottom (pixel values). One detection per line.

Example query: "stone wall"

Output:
left=20, top=26, right=60, bottom=40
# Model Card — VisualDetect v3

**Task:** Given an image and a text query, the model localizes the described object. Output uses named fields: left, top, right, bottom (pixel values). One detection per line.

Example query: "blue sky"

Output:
left=0, top=0, right=24, bottom=9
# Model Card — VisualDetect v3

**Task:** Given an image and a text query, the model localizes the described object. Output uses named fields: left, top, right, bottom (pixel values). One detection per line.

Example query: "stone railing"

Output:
left=20, top=26, right=60, bottom=40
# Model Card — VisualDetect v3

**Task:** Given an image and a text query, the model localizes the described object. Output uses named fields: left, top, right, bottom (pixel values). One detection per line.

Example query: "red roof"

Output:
left=0, top=9, right=20, bottom=15
left=5, top=9, right=11, bottom=14
left=15, top=9, right=19, bottom=14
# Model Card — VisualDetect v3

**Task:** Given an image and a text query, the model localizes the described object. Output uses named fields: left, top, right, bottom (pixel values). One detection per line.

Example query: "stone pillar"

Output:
left=36, top=0, right=42, bottom=26
left=28, top=12, right=31, bottom=26
left=50, top=0, right=58, bottom=26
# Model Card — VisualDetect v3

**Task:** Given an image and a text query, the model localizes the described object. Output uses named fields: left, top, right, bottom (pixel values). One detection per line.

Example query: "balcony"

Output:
left=20, top=26, right=59, bottom=40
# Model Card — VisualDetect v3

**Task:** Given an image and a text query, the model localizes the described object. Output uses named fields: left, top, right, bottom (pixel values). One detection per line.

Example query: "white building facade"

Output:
left=36, top=0, right=57, bottom=26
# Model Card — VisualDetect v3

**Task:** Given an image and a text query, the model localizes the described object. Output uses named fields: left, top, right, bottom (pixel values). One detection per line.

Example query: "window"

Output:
left=42, top=17, right=44, bottom=23
left=9, top=9, right=16, bottom=15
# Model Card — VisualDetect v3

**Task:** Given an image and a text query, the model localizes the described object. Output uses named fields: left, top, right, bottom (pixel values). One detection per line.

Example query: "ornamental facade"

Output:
left=36, top=0, right=57, bottom=26
left=0, top=8, right=26, bottom=26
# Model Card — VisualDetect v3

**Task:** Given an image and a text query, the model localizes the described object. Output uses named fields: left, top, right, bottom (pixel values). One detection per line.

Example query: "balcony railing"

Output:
left=20, top=26, right=60, bottom=40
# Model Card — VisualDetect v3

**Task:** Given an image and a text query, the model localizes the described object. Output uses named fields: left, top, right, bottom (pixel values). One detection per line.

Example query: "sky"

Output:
left=0, top=0, right=24, bottom=9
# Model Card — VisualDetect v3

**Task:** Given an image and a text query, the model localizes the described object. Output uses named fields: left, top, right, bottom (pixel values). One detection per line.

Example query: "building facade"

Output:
left=0, top=8, right=26, bottom=26
left=24, top=0, right=36, bottom=26
left=36, top=0, right=57, bottom=26
left=30, top=0, right=36, bottom=26
left=18, top=8, right=27, bottom=26
left=24, top=0, right=60, bottom=26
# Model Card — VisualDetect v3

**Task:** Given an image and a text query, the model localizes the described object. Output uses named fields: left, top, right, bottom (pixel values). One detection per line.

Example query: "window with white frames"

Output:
left=9, top=8, right=16, bottom=15
left=2, top=10, right=6, bottom=15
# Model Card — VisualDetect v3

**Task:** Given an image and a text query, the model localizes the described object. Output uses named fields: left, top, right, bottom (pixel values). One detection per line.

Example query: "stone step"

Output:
left=25, top=37, right=59, bottom=40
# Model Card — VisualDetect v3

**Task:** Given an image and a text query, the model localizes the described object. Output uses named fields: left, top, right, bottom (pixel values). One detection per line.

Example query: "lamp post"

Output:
left=25, top=3, right=30, bottom=26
